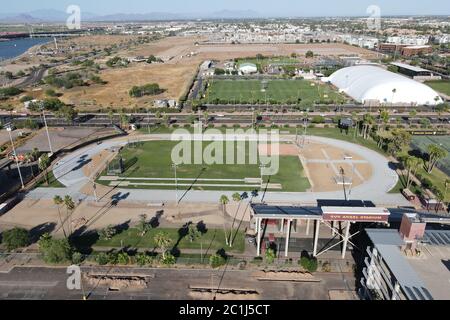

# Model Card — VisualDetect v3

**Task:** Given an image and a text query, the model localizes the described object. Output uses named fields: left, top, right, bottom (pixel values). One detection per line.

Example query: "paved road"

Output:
left=0, top=266, right=355, bottom=300
left=26, top=134, right=410, bottom=206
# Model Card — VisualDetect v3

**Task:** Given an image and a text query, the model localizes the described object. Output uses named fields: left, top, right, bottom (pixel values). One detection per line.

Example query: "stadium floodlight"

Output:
left=6, top=124, right=24, bottom=189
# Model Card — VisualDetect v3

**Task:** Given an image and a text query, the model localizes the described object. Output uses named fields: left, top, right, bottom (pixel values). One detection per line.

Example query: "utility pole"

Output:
left=172, top=163, right=179, bottom=204
left=340, top=167, right=347, bottom=201
left=7, top=125, right=24, bottom=189
left=41, top=103, right=54, bottom=154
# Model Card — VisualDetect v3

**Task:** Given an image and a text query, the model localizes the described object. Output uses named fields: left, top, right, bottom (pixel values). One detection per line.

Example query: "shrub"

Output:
left=209, top=254, right=226, bottom=268
left=20, top=95, right=33, bottom=103
left=38, top=234, right=73, bottom=264
left=117, top=252, right=130, bottom=265
left=99, top=225, right=117, bottom=241
left=2, top=228, right=29, bottom=251
left=96, top=252, right=109, bottom=265
left=71, top=252, right=84, bottom=265
left=299, top=256, right=318, bottom=272
left=0, top=87, right=22, bottom=98
left=136, top=253, right=153, bottom=266
left=265, top=248, right=276, bottom=264
left=161, top=253, right=176, bottom=266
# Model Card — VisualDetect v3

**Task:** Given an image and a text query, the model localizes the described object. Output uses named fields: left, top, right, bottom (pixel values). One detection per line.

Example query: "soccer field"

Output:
left=411, top=135, right=450, bottom=176
left=203, top=79, right=344, bottom=105
left=98, top=141, right=311, bottom=192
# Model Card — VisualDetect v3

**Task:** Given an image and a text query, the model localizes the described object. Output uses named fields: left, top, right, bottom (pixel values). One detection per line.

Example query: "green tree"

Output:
left=220, top=195, right=230, bottom=246
left=229, top=192, right=242, bottom=247
left=38, top=153, right=51, bottom=185
left=160, top=253, right=176, bottom=266
left=137, top=214, right=151, bottom=237
left=53, top=195, right=67, bottom=239
left=187, top=224, right=201, bottom=243
left=154, top=232, right=173, bottom=260
left=38, top=233, right=72, bottom=264
left=64, top=195, right=75, bottom=235
left=404, top=156, right=421, bottom=190
left=2, top=228, right=29, bottom=251
left=427, top=144, right=448, bottom=173
left=99, top=225, right=117, bottom=240
left=209, top=254, right=226, bottom=268
left=136, top=253, right=153, bottom=266
left=305, top=50, right=314, bottom=58
left=265, top=248, right=276, bottom=264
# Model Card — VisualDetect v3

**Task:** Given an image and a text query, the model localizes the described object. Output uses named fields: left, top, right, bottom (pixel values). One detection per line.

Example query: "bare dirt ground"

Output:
left=299, top=140, right=372, bottom=192
left=0, top=195, right=236, bottom=235
left=16, top=127, right=102, bottom=153
left=55, top=36, right=376, bottom=111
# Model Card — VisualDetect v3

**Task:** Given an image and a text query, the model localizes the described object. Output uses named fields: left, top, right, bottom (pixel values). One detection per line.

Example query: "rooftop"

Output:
left=391, top=62, right=430, bottom=73
left=366, top=229, right=434, bottom=300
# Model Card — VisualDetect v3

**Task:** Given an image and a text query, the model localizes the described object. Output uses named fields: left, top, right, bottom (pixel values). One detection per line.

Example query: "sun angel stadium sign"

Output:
left=321, top=207, right=390, bottom=223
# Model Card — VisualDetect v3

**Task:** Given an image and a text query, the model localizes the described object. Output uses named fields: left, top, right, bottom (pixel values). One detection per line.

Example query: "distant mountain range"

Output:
left=0, top=9, right=263, bottom=23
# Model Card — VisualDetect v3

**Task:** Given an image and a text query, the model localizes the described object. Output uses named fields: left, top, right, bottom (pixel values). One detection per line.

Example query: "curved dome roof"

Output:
left=328, top=65, right=443, bottom=106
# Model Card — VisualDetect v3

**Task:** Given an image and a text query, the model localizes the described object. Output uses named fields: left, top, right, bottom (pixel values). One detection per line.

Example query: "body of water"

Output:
left=0, top=37, right=52, bottom=61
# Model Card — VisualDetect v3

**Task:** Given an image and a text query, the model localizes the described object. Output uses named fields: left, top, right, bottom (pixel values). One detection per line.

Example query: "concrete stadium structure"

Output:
left=326, top=65, right=444, bottom=106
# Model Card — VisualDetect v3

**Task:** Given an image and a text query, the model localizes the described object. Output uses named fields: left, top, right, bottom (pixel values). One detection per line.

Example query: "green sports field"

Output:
left=98, top=140, right=310, bottom=192
left=425, top=80, right=450, bottom=96
left=203, top=79, right=345, bottom=105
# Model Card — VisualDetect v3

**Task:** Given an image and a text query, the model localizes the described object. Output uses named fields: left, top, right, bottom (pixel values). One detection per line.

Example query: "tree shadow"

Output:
left=111, top=192, right=130, bottom=206
left=150, top=210, right=164, bottom=228
left=71, top=226, right=99, bottom=254
left=29, top=222, right=56, bottom=244
left=114, top=220, right=131, bottom=235
left=178, top=167, right=207, bottom=203
left=196, top=221, right=208, bottom=234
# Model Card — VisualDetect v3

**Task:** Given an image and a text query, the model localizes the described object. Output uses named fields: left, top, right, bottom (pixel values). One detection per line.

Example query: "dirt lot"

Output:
left=55, top=36, right=376, bottom=111
left=300, top=140, right=372, bottom=192
left=15, top=127, right=105, bottom=153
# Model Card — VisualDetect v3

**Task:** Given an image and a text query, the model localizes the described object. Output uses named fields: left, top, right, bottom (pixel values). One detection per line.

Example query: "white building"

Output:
left=326, top=65, right=443, bottom=106
left=239, top=63, right=258, bottom=75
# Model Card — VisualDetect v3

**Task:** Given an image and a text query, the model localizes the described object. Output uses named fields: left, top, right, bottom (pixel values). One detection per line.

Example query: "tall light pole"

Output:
left=172, top=163, right=179, bottom=204
left=40, top=103, right=54, bottom=154
left=6, top=125, right=24, bottom=189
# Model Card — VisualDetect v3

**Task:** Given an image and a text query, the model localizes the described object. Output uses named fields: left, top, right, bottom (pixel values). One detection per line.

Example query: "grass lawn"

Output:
left=89, top=227, right=245, bottom=253
left=236, top=56, right=299, bottom=71
left=98, top=140, right=310, bottom=192
left=203, top=79, right=345, bottom=105
left=36, top=170, right=65, bottom=188
left=425, top=80, right=450, bottom=96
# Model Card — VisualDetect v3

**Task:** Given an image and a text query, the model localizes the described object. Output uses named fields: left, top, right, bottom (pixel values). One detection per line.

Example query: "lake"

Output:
left=0, top=37, right=52, bottom=61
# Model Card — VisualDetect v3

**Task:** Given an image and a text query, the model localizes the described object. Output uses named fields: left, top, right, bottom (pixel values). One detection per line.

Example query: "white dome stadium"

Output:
left=327, top=65, right=443, bottom=106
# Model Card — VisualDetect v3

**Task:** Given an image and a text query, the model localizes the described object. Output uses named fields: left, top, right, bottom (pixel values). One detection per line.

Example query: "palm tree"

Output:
left=379, top=109, right=389, bottom=132
left=404, top=156, right=421, bottom=189
left=38, top=153, right=51, bottom=185
left=64, top=195, right=75, bottom=236
left=153, top=232, right=173, bottom=260
left=219, top=195, right=230, bottom=245
left=391, top=88, right=397, bottom=106
left=229, top=192, right=242, bottom=247
left=427, top=144, right=448, bottom=173
left=53, top=195, right=67, bottom=238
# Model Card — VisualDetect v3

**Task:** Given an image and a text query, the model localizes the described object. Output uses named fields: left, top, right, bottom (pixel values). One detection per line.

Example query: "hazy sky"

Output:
left=3, top=0, right=450, bottom=16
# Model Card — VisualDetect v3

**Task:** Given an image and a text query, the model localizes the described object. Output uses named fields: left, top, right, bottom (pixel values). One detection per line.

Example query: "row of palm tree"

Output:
left=53, top=195, right=75, bottom=239
left=220, top=190, right=258, bottom=248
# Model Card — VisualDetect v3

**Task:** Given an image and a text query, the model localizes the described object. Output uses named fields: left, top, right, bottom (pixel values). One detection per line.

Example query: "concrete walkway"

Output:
left=25, top=134, right=410, bottom=207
